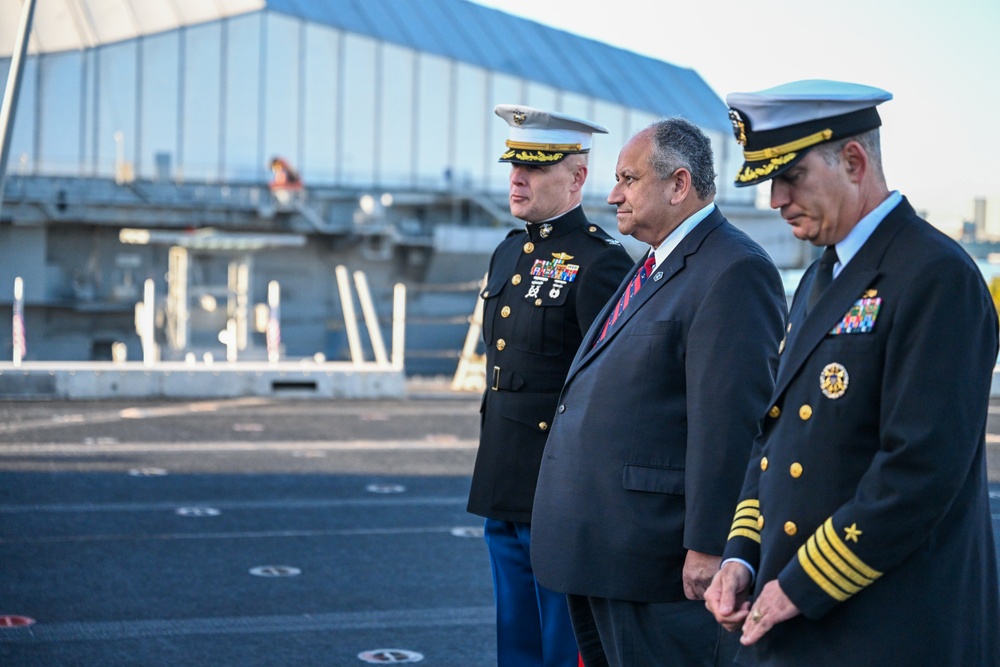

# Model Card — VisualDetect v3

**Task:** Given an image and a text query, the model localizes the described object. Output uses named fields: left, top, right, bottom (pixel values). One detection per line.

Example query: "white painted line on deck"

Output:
left=0, top=440, right=477, bottom=455
left=0, top=606, right=494, bottom=643
left=0, top=525, right=467, bottom=545
left=0, top=495, right=466, bottom=514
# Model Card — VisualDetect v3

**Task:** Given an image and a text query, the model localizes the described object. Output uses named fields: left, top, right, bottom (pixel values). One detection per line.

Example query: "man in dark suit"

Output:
left=530, top=117, right=787, bottom=666
left=705, top=80, right=1000, bottom=666
left=467, top=105, right=634, bottom=667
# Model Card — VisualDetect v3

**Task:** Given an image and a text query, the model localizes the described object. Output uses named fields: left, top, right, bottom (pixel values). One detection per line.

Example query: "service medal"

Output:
left=820, top=362, right=849, bottom=399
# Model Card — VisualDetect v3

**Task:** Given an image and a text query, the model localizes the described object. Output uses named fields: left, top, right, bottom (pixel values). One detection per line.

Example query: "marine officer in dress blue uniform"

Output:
left=467, top=105, right=633, bottom=667
left=705, top=80, right=1000, bottom=666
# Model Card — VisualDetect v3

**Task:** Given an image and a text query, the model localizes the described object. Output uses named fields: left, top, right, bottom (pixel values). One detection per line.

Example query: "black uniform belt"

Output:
left=491, top=366, right=566, bottom=393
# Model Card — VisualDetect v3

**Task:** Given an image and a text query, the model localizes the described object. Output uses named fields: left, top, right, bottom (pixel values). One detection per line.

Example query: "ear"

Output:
left=668, top=167, right=693, bottom=205
left=569, top=162, right=588, bottom=193
left=841, top=141, right=869, bottom=183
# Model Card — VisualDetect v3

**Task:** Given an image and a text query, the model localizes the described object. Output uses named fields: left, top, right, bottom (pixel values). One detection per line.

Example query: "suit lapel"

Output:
left=568, top=208, right=725, bottom=380
left=773, top=200, right=913, bottom=399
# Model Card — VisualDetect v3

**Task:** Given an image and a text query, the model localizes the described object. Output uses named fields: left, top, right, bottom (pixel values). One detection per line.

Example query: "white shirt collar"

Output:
left=651, top=202, right=715, bottom=268
left=832, top=191, right=902, bottom=278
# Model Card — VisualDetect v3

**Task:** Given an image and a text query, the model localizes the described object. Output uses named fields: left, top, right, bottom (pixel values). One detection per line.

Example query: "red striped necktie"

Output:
left=597, top=254, right=656, bottom=342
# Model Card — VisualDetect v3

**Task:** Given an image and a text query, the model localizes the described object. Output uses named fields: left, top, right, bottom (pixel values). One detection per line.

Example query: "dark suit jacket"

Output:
left=467, top=206, right=633, bottom=523
left=530, top=206, right=786, bottom=602
left=723, top=198, right=1000, bottom=666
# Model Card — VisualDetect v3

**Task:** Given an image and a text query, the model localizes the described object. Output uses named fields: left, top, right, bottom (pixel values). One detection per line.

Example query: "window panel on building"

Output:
left=301, top=24, right=340, bottom=184
left=452, top=63, right=488, bottom=190
left=413, top=53, right=451, bottom=190
left=262, top=14, right=301, bottom=181
left=340, top=33, right=377, bottom=186
left=181, top=22, right=223, bottom=181
left=138, top=31, right=180, bottom=181
left=38, top=52, right=84, bottom=174
left=378, top=42, right=415, bottom=187
left=7, top=57, right=37, bottom=175
left=222, top=13, right=262, bottom=181
left=95, top=42, right=137, bottom=179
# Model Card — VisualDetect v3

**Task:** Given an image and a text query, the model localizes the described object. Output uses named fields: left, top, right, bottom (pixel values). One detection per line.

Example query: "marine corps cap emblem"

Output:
left=819, top=362, right=849, bottom=399
left=512, top=110, right=527, bottom=125
left=539, top=223, right=552, bottom=238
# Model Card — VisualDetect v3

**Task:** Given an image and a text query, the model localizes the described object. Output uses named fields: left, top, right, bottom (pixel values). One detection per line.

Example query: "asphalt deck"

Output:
left=1, top=382, right=999, bottom=666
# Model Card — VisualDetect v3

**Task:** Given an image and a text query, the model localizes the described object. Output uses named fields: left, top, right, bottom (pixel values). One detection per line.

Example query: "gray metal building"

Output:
left=0, top=0, right=791, bottom=374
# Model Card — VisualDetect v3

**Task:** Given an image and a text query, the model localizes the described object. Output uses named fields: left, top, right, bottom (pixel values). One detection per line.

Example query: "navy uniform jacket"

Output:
left=467, top=205, right=633, bottom=523
left=724, top=198, right=1000, bottom=666
left=530, top=207, right=786, bottom=601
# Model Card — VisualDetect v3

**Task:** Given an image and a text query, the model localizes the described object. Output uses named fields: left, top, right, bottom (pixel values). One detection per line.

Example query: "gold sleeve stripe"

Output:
left=815, top=523, right=877, bottom=587
left=728, top=499, right=761, bottom=541
left=822, top=519, right=882, bottom=580
left=728, top=527, right=761, bottom=543
left=805, top=538, right=863, bottom=596
left=797, top=545, right=850, bottom=601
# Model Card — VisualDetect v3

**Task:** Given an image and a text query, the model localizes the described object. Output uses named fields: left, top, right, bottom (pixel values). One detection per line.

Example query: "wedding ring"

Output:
left=750, top=609, right=762, bottom=623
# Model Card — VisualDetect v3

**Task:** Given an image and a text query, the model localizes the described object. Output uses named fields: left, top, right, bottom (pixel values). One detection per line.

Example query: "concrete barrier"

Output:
left=0, top=361, right=406, bottom=400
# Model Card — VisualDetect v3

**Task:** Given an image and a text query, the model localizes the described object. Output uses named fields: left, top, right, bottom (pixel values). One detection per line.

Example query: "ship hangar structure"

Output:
left=0, top=0, right=791, bottom=385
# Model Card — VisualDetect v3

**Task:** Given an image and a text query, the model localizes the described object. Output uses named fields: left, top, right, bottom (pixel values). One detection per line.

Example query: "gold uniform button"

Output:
left=799, top=405, right=813, bottom=420
left=496, top=339, right=506, bottom=351
left=539, top=421, right=549, bottom=431
left=790, top=462, right=803, bottom=478
left=523, top=242, right=534, bottom=253
left=778, top=338, right=786, bottom=354
left=758, top=515, right=765, bottom=529
left=512, top=274, right=522, bottom=285
left=501, top=306, right=511, bottom=318
left=784, top=521, right=797, bottom=536
left=535, top=299, right=543, bottom=306
left=760, top=457, right=768, bottom=471
left=768, top=405, right=781, bottom=419
left=588, top=226, right=597, bottom=232
left=482, top=290, right=489, bottom=298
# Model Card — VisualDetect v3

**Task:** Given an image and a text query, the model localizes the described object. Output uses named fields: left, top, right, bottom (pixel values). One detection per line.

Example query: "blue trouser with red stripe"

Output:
left=484, top=518, right=579, bottom=667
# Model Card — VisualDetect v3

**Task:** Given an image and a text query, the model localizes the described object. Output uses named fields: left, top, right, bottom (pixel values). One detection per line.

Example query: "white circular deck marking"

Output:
left=291, top=450, right=326, bottom=458
left=232, top=423, right=265, bottom=432
left=358, top=649, right=424, bottom=663
left=450, top=526, right=484, bottom=538
left=83, top=437, right=119, bottom=445
left=128, top=467, right=168, bottom=476
left=249, top=565, right=301, bottom=577
left=365, top=484, right=406, bottom=494
left=175, top=507, right=221, bottom=517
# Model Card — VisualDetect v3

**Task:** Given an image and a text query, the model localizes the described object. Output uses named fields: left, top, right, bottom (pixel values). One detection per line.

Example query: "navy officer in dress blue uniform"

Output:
left=467, top=104, right=633, bottom=667
left=705, top=80, right=1000, bottom=666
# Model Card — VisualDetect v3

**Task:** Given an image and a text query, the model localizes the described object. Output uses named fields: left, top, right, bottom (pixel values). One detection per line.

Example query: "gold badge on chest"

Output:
left=820, top=362, right=849, bottom=399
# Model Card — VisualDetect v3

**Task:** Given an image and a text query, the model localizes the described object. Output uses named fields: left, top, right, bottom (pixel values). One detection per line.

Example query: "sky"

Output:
left=470, top=0, right=1000, bottom=238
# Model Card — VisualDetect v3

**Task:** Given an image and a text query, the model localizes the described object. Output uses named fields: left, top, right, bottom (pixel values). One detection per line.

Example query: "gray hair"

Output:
left=646, top=117, right=717, bottom=199
left=814, top=128, right=884, bottom=178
